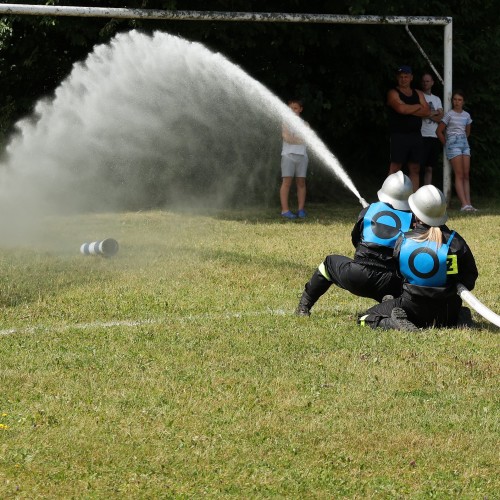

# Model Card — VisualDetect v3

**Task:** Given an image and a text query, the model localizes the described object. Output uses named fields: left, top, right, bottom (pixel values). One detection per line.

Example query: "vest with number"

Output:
left=399, top=231, right=457, bottom=286
left=362, top=202, right=413, bottom=249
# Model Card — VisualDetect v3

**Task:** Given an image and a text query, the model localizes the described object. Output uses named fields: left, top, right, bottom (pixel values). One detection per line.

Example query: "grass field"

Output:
left=0, top=201, right=498, bottom=498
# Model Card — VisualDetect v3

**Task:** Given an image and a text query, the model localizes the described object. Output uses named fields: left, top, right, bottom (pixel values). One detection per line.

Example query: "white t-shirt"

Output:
left=282, top=142, right=307, bottom=155
left=281, top=125, right=307, bottom=156
left=441, top=109, right=472, bottom=137
left=421, top=93, right=443, bottom=138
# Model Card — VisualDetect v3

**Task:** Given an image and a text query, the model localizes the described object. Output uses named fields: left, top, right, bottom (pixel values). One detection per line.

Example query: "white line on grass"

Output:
left=0, top=308, right=298, bottom=337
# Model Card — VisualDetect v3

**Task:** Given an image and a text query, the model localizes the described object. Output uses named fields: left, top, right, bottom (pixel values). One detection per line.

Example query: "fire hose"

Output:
left=457, top=283, right=500, bottom=328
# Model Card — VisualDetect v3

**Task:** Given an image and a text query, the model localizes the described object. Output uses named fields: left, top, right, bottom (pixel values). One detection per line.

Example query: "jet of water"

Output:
left=0, top=30, right=367, bottom=243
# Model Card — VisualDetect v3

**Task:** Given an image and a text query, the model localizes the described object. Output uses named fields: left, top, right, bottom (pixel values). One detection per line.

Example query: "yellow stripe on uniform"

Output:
left=318, top=262, right=332, bottom=281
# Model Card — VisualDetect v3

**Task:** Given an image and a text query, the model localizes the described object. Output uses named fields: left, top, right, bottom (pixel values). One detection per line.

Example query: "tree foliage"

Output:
left=1, top=0, right=499, bottom=197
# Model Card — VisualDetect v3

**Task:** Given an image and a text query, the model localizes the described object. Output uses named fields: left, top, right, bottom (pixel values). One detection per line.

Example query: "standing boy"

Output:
left=280, top=99, right=308, bottom=219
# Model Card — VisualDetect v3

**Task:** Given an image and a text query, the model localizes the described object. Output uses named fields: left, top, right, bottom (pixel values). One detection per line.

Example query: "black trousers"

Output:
left=324, top=255, right=403, bottom=303
left=360, top=291, right=462, bottom=328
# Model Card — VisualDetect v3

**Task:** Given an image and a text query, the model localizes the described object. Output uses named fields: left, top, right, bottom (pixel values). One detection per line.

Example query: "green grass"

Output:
left=0, top=202, right=498, bottom=498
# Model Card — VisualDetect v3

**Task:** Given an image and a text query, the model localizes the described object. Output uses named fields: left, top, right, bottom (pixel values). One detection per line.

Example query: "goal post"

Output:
left=0, top=4, right=453, bottom=201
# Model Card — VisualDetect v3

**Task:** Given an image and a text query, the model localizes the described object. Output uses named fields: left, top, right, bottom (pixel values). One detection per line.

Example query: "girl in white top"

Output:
left=437, top=90, right=476, bottom=212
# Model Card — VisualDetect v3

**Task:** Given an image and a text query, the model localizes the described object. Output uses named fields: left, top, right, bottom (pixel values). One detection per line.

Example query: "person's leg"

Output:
left=408, top=134, right=424, bottom=191
left=280, top=176, right=293, bottom=213
left=388, top=162, right=402, bottom=174
left=357, top=298, right=417, bottom=331
left=462, top=154, right=472, bottom=207
left=408, top=162, right=420, bottom=191
left=450, top=155, right=468, bottom=208
left=424, top=166, right=433, bottom=185
left=389, top=133, right=406, bottom=175
left=295, top=155, right=308, bottom=216
left=296, top=264, right=333, bottom=316
left=324, top=257, right=401, bottom=302
left=280, top=154, right=297, bottom=215
left=424, top=137, right=439, bottom=186
left=296, top=177, right=306, bottom=211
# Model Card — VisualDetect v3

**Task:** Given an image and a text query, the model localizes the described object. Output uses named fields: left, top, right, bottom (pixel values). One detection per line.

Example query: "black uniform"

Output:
left=297, top=202, right=414, bottom=313
left=360, top=224, right=478, bottom=328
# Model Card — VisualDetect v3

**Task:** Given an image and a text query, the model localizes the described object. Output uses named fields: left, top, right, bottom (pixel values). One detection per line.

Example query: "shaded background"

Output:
left=1, top=0, right=499, bottom=204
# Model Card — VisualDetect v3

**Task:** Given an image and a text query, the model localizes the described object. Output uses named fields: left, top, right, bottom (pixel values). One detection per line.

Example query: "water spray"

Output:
left=80, top=238, right=119, bottom=257
left=0, top=30, right=367, bottom=229
left=457, top=283, right=500, bottom=328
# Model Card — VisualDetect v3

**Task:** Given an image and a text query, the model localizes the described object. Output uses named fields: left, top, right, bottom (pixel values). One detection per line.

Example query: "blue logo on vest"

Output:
left=362, top=202, right=412, bottom=248
left=399, top=232, right=456, bottom=286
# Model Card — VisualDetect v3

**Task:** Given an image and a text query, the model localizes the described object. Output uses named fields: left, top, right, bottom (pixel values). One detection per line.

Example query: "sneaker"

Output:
left=460, top=205, right=478, bottom=212
left=297, top=209, right=307, bottom=218
left=295, top=304, right=311, bottom=317
left=390, top=307, right=418, bottom=331
left=281, top=210, right=297, bottom=220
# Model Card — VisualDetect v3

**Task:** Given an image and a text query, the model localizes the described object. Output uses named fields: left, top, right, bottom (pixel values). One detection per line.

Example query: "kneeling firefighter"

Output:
left=358, top=185, right=478, bottom=330
left=296, top=171, right=414, bottom=316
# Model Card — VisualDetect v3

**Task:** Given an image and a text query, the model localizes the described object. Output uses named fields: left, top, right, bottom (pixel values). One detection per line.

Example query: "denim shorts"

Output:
left=445, top=134, right=470, bottom=160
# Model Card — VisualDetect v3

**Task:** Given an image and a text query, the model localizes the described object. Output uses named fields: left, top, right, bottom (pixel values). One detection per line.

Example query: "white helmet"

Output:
left=377, top=171, right=413, bottom=210
left=408, top=185, right=448, bottom=226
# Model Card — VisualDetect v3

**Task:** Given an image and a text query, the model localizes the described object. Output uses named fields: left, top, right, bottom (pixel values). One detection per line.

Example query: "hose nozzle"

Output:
left=80, top=238, right=119, bottom=257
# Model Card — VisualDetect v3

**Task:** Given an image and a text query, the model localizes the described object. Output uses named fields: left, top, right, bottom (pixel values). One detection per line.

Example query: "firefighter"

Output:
left=296, top=171, right=414, bottom=316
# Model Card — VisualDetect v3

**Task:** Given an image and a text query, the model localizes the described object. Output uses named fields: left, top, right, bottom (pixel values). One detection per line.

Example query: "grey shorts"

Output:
left=281, top=153, right=308, bottom=177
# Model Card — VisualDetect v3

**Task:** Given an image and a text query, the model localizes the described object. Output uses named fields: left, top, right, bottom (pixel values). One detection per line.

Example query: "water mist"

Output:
left=0, top=30, right=366, bottom=245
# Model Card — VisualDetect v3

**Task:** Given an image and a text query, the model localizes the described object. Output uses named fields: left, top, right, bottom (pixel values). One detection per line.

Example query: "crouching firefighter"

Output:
left=296, top=171, right=414, bottom=316
left=358, top=185, right=478, bottom=331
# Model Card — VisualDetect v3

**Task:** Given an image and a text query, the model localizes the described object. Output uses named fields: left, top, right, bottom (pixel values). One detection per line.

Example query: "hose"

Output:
left=457, top=283, right=500, bottom=328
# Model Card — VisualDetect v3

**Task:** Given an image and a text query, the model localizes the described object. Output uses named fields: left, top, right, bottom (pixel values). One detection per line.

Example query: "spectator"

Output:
left=420, top=72, right=444, bottom=185
left=436, top=90, right=476, bottom=212
left=280, top=99, right=309, bottom=219
left=387, top=65, right=430, bottom=191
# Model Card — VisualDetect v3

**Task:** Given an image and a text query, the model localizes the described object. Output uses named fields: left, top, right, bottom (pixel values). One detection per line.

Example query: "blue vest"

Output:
left=362, top=202, right=413, bottom=248
left=399, top=231, right=456, bottom=286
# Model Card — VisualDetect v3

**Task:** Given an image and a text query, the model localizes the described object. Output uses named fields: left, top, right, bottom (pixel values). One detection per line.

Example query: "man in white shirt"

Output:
left=420, top=73, right=444, bottom=185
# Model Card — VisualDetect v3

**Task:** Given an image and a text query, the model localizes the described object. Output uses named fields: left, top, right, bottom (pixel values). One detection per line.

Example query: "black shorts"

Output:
left=420, top=136, right=441, bottom=169
left=390, top=132, right=423, bottom=164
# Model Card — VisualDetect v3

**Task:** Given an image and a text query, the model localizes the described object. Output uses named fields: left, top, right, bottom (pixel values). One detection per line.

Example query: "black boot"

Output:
left=382, top=308, right=418, bottom=331
left=296, top=290, right=314, bottom=316
left=364, top=308, right=418, bottom=331
left=295, top=270, right=332, bottom=316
